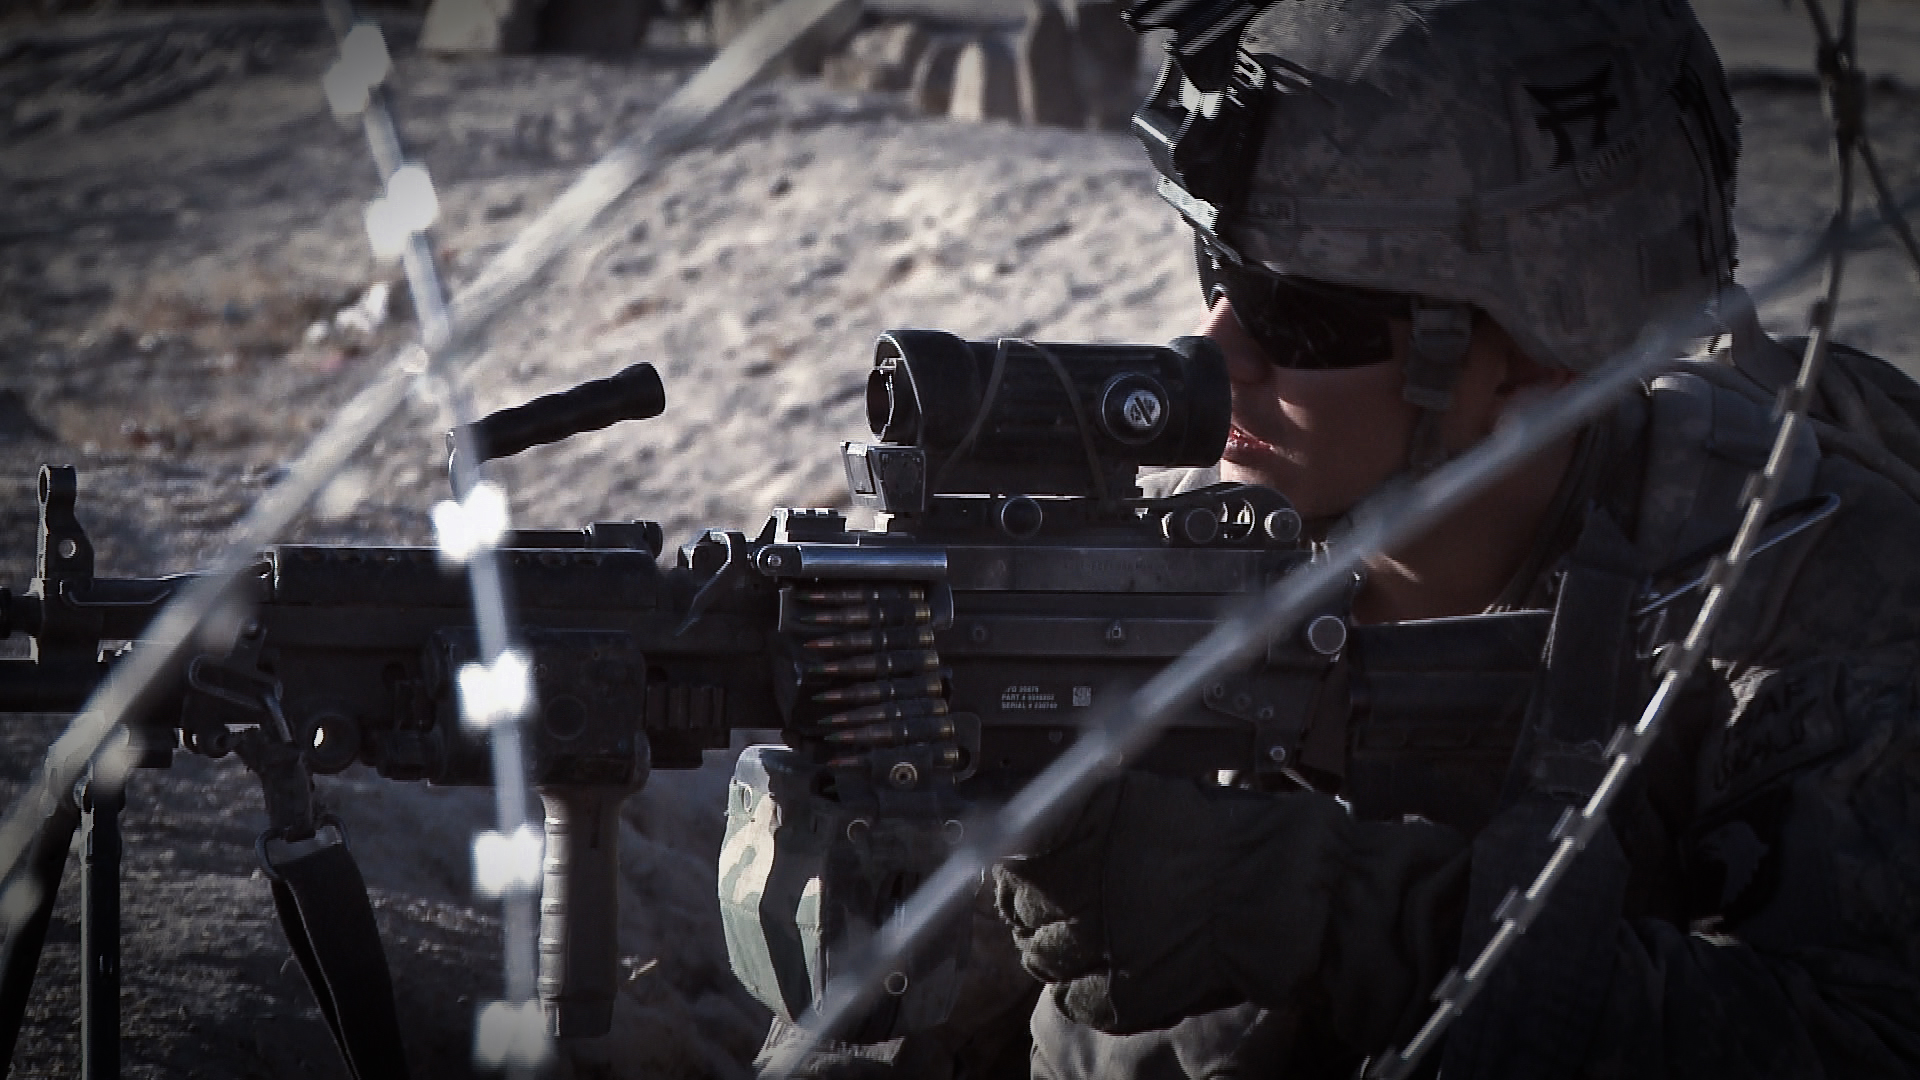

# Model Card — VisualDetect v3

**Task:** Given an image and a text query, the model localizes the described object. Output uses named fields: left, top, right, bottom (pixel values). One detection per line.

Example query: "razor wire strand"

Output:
left=318, top=1, right=551, bottom=1067
left=0, top=0, right=1905, bottom=1073
left=0, top=0, right=857, bottom=955
left=765, top=15, right=1919, bottom=1079
left=1366, top=2, right=1866, bottom=1073
left=0, top=364, right=414, bottom=910
left=1800, top=0, right=1920, bottom=284
left=756, top=293, right=1693, bottom=1074
left=1793, top=0, right=1920, bottom=285
left=758, top=234, right=1907, bottom=1079
left=310, top=4, right=855, bottom=1056
left=1858, top=139, right=1920, bottom=284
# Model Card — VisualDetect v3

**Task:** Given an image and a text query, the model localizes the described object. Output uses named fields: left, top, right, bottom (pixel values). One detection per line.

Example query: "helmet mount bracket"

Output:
left=1131, top=4, right=1478, bottom=476
left=1130, top=16, right=1272, bottom=260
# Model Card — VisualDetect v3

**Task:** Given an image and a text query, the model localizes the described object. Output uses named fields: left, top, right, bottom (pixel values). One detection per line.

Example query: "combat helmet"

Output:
left=1128, top=0, right=1742, bottom=461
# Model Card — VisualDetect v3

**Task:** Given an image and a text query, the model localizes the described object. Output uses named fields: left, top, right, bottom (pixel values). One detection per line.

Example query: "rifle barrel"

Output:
left=0, top=659, right=107, bottom=712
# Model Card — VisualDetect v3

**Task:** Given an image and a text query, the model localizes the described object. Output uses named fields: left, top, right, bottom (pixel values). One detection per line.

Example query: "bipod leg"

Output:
left=0, top=782, right=83, bottom=1072
left=78, top=770, right=120, bottom=1080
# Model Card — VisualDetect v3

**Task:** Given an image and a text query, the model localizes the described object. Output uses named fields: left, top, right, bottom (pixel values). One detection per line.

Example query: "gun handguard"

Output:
left=7, top=333, right=1563, bottom=1050
left=456, top=362, right=665, bottom=467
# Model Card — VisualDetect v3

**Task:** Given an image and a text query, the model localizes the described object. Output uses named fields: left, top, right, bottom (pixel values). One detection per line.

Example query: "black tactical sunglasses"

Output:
left=1197, top=240, right=1409, bottom=370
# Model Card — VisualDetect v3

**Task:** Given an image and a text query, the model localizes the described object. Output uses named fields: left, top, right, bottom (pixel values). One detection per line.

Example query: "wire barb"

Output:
left=763, top=5, right=1920, bottom=1075
left=315, top=0, right=550, bottom=1062
left=0, top=0, right=867, bottom=1013
left=1364, top=1, right=1864, bottom=1074
left=0, top=1, right=1915, bottom=1075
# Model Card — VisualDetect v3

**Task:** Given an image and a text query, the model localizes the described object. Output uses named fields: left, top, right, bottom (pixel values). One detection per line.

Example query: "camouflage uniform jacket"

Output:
left=1030, top=334, right=1920, bottom=1080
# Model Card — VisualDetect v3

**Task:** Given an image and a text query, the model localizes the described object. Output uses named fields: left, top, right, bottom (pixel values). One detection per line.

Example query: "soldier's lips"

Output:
left=1223, top=423, right=1287, bottom=469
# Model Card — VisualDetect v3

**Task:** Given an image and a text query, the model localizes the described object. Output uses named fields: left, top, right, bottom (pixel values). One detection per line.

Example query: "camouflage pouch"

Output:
left=718, top=745, right=969, bottom=1042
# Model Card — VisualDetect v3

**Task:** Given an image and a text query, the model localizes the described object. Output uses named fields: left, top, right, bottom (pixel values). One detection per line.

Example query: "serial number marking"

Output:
left=999, top=684, right=1058, bottom=711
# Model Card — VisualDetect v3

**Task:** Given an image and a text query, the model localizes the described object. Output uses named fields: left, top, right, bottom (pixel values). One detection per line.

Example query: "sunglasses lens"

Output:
left=1210, top=259, right=1402, bottom=370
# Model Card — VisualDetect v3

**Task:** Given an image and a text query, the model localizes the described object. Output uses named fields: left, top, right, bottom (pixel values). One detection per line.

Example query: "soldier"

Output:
left=989, top=0, right=1920, bottom=1078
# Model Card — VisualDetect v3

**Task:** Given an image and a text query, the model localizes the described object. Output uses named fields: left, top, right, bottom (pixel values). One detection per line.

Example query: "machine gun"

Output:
left=0, top=330, right=1548, bottom=1068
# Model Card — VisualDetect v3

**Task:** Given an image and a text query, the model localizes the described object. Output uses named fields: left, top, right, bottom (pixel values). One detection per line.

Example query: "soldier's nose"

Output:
left=1198, top=296, right=1272, bottom=386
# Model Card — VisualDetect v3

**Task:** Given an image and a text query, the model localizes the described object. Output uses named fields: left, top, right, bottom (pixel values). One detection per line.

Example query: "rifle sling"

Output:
left=264, top=834, right=411, bottom=1080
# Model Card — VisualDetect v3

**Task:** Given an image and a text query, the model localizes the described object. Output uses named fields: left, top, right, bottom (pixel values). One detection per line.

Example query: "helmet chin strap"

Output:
left=1312, top=302, right=1473, bottom=558
left=1237, top=297, right=1478, bottom=552
left=1197, top=234, right=1477, bottom=482
left=1401, top=300, right=1475, bottom=476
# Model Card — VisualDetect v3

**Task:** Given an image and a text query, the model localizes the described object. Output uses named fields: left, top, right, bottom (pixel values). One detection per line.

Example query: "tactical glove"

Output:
left=991, top=771, right=1468, bottom=1049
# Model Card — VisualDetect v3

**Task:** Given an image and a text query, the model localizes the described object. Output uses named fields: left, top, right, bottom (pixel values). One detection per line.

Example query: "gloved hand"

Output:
left=991, top=771, right=1468, bottom=1046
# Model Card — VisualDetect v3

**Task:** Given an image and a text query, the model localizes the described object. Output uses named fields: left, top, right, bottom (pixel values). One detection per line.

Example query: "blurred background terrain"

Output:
left=1, top=0, right=1917, bottom=1076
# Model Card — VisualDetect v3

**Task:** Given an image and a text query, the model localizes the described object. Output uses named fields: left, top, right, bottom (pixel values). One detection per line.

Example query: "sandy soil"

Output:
left=1, top=5, right=1917, bottom=1078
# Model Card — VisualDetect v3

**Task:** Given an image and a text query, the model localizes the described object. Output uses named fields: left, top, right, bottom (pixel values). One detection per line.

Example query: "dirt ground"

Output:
left=1, top=5, right=1917, bottom=1078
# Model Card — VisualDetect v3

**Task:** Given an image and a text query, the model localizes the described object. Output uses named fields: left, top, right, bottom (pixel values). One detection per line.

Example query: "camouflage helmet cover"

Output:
left=1185, top=0, right=1741, bottom=373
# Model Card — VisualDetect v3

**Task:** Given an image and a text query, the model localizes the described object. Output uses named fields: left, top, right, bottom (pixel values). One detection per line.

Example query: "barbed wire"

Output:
left=0, top=0, right=859, bottom=984
left=755, top=253, right=1898, bottom=1080
left=1367, top=0, right=1874, bottom=1071
left=317, top=0, right=551, bottom=1066
left=1812, top=6, right=1920, bottom=285
left=3, top=0, right=1918, bottom=1075
left=764, top=1, right=1920, bottom=1073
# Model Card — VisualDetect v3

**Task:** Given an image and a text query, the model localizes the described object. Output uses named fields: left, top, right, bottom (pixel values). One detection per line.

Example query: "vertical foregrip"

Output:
left=537, top=786, right=625, bottom=1038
